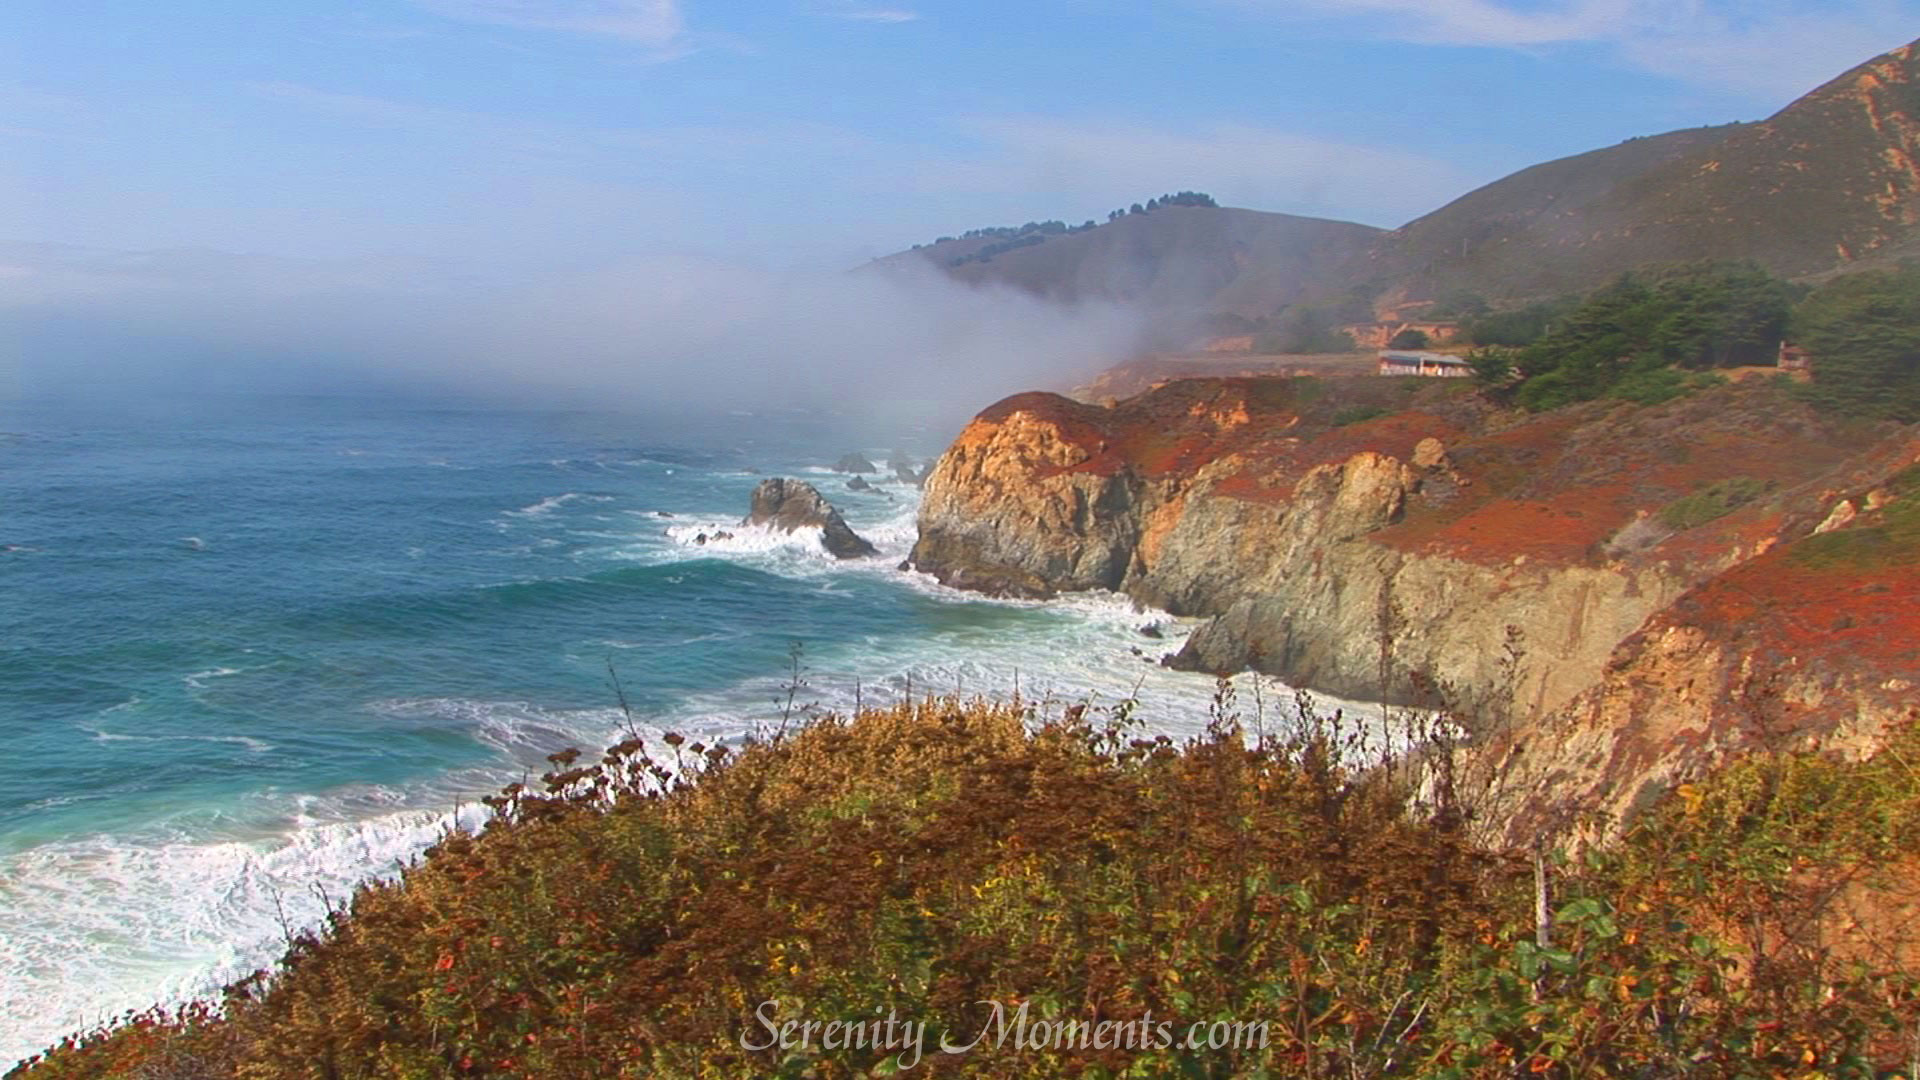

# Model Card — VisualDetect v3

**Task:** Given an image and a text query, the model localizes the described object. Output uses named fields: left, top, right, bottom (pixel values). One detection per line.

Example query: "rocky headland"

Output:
left=909, top=374, right=1920, bottom=838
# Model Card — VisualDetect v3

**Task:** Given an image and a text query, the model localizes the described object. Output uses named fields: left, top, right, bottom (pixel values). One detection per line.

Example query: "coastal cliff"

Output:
left=1472, top=449, right=1920, bottom=846
left=910, top=377, right=1910, bottom=723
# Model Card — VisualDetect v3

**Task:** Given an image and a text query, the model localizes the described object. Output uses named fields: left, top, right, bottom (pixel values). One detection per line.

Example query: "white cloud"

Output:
left=1271, top=0, right=1638, bottom=46
left=1616, top=5, right=1920, bottom=102
left=840, top=8, right=919, bottom=22
left=818, top=4, right=920, bottom=22
left=1229, top=0, right=1920, bottom=101
left=413, top=0, right=685, bottom=47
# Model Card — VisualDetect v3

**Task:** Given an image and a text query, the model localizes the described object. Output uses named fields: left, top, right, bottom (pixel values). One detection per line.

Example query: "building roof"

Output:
left=1379, top=350, right=1469, bottom=366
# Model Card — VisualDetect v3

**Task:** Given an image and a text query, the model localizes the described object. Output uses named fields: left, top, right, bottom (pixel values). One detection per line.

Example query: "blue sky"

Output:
left=5, top=0, right=1917, bottom=273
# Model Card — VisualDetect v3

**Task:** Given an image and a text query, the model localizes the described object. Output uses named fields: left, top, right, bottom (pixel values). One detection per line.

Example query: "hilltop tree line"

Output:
left=911, top=192, right=1220, bottom=266
left=1105, top=190, right=1219, bottom=221
left=1452, top=260, right=1920, bottom=421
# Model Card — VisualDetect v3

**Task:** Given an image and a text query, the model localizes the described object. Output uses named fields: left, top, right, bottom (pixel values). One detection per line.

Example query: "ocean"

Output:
left=0, top=391, right=1243, bottom=1066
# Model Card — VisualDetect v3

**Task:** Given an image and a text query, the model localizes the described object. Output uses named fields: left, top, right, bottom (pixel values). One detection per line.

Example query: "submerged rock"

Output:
left=889, top=450, right=925, bottom=487
left=847, top=475, right=873, bottom=492
left=746, top=478, right=877, bottom=559
left=833, top=452, right=877, bottom=474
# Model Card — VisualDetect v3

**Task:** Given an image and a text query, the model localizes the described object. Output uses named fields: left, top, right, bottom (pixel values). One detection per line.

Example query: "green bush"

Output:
left=1608, top=366, right=1726, bottom=406
left=1793, top=266, right=1920, bottom=422
left=1331, top=404, right=1391, bottom=427
left=1657, top=475, right=1773, bottom=530
left=1790, top=472, right=1920, bottom=569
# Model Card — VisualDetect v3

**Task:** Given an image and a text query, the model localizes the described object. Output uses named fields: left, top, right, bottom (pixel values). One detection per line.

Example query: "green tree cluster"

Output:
left=1794, top=265, right=1920, bottom=422
left=1461, top=295, right=1580, bottom=347
left=1493, top=261, right=1789, bottom=411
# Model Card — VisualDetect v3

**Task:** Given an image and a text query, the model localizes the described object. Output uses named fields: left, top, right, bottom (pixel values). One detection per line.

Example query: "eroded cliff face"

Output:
left=912, top=377, right=1905, bottom=722
left=1468, top=449, right=1920, bottom=847
left=906, top=395, right=1143, bottom=597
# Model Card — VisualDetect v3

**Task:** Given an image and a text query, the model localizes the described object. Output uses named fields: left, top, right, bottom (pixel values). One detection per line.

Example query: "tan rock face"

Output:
left=1470, top=581, right=1920, bottom=849
left=1411, top=437, right=1449, bottom=471
left=1816, top=499, right=1859, bottom=533
left=911, top=395, right=1142, bottom=597
left=912, top=377, right=1908, bottom=730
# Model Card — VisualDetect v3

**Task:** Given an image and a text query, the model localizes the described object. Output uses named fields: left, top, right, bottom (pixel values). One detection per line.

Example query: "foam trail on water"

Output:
left=508, top=493, right=613, bottom=518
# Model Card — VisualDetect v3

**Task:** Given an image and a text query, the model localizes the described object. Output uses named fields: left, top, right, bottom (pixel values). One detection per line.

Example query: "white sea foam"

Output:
left=0, top=606, right=1356, bottom=1069
left=183, top=666, right=243, bottom=690
left=661, top=519, right=835, bottom=560
left=0, top=696, right=679, bottom=1069
left=646, top=493, right=918, bottom=576
left=0, top=805, right=469, bottom=1069
left=85, top=727, right=274, bottom=754
left=508, top=493, right=613, bottom=518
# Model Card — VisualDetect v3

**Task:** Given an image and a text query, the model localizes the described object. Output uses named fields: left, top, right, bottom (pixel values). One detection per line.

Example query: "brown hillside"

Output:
left=878, top=206, right=1381, bottom=324
left=882, top=37, right=1920, bottom=321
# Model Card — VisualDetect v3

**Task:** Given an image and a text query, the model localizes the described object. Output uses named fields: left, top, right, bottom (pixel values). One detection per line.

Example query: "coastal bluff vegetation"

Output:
left=19, top=692, right=1920, bottom=1078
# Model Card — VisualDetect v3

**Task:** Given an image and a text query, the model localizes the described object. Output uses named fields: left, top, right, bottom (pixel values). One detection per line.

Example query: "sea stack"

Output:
left=745, top=478, right=878, bottom=559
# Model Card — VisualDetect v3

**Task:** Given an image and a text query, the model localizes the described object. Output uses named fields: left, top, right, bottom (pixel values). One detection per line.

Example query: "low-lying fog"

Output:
left=0, top=243, right=1146, bottom=426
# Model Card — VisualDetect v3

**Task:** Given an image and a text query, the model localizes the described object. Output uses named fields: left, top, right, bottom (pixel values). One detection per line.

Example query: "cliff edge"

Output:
left=910, top=377, right=1911, bottom=726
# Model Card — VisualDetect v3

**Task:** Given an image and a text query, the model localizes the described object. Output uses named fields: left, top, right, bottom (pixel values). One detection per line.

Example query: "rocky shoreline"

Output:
left=908, top=374, right=1920, bottom=839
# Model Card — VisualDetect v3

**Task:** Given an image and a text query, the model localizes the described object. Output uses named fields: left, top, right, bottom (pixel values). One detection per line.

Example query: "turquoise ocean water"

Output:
left=0, top=392, right=1240, bottom=1065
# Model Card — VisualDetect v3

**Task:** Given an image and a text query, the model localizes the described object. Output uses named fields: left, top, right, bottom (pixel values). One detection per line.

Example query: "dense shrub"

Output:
left=1331, top=404, right=1392, bottom=427
left=1794, top=266, right=1920, bottom=422
left=15, top=693, right=1920, bottom=1078
left=1460, top=296, right=1580, bottom=347
left=1493, top=261, right=1791, bottom=411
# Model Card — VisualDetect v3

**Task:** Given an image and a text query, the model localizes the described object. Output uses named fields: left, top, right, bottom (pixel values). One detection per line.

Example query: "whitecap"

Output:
left=506, top=493, right=602, bottom=518
left=183, top=667, right=243, bottom=690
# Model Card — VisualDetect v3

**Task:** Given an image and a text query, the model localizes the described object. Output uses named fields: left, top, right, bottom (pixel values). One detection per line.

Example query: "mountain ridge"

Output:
left=883, top=35, right=1920, bottom=326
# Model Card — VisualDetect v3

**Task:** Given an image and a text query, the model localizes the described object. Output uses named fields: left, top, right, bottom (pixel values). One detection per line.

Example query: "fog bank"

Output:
left=0, top=244, right=1146, bottom=425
